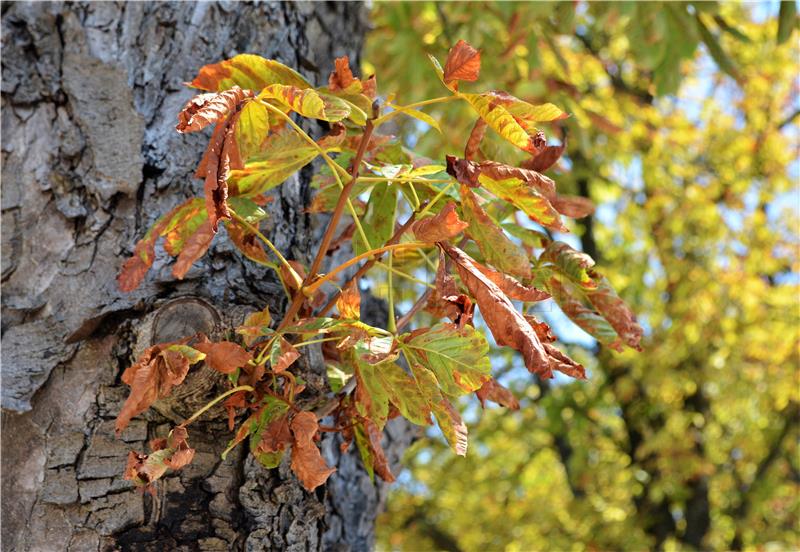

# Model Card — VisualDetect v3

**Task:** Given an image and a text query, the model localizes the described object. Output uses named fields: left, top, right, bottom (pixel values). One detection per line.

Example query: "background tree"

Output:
left=1, top=3, right=416, bottom=550
left=367, top=2, right=799, bottom=550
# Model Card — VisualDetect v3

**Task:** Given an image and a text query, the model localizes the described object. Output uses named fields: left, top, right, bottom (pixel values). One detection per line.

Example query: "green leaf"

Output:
left=353, top=183, right=398, bottom=255
left=408, top=363, right=468, bottom=456
left=545, top=276, right=621, bottom=350
left=189, top=54, right=312, bottom=92
left=161, top=344, right=207, bottom=364
left=777, top=0, right=797, bottom=44
left=157, top=198, right=208, bottom=257
left=355, top=356, right=432, bottom=429
left=400, top=323, right=491, bottom=397
left=695, top=14, right=741, bottom=82
left=540, top=240, right=596, bottom=288
left=228, top=197, right=267, bottom=224
left=235, top=100, right=270, bottom=161
left=461, top=187, right=531, bottom=279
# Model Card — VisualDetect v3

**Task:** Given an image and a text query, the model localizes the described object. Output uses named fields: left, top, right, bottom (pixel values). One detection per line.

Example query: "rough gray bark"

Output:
left=1, top=2, right=415, bottom=550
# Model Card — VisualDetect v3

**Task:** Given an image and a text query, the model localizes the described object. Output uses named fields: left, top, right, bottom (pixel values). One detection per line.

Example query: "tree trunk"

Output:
left=1, top=3, right=414, bottom=550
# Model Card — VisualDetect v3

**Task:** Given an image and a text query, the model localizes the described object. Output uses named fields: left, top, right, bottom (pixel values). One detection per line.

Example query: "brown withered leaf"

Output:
left=258, top=415, right=292, bottom=454
left=456, top=158, right=557, bottom=198
left=337, top=281, right=361, bottom=320
left=176, top=87, right=251, bottom=133
left=525, top=315, right=556, bottom=343
left=551, top=195, right=595, bottom=219
left=543, top=343, right=586, bottom=379
left=443, top=39, right=481, bottom=87
left=521, top=142, right=566, bottom=173
left=363, top=418, right=395, bottom=482
left=476, top=378, right=520, bottom=410
left=172, top=219, right=215, bottom=279
left=441, top=243, right=550, bottom=376
left=328, top=56, right=356, bottom=91
left=124, top=427, right=196, bottom=492
left=270, top=337, right=300, bottom=373
left=116, top=344, right=205, bottom=434
left=290, top=411, right=336, bottom=491
left=464, top=118, right=487, bottom=160
left=194, top=339, right=252, bottom=374
left=442, top=243, right=583, bottom=379
left=473, top=262, right=549, bottom=302
left=411, top=202, right=469, bottom=243
left=585, top=274, right=644, bottom=351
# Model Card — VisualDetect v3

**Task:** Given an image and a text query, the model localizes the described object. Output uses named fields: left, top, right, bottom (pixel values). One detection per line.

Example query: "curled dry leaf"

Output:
left=193, top=338, right=252, bottom=375
left=116, top=343, right=206, bottom=434
left=464, top=118, right=487, bottom=160
left=337, top=280, right=361, bottom=320
left=176, top=86, right=251, bottom=133
left=585, top=274, right=644, bottom=351
left=363, top=418, right=395, bottom=482
left=425, top=250, right=475, bottom=327
left=476, top=378, right=520, bottom=410
left=411, top=202, right=469, bottom=243
left=329, top=56, right=357, bottom=91
left=521, top=142, right=566, bottom=173
left=289, top=411, right=336, bottom=492
left=443, top=39, right=481, bottom=88
left=441, top=243, right=583, bottom=379
left=551, top=195, right=595, bottom=219
left=473, top=262, right=550, bottom=302
left=124, top=428, right=196, bottom=492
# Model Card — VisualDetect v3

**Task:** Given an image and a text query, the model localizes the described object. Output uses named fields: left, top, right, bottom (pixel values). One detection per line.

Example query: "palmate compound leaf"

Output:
left=460, top=185, right=531, bottom=279
left=399, top=323, right=491, bottom=398
left=446, top=155, right=567, bottom=232
left=115, top=344, right=206, bottom=435
left=189, top=54, right=312, bottom=92
left=228, top=127, right=321, bottom=197
left=441, top=243, right=585, bottom=380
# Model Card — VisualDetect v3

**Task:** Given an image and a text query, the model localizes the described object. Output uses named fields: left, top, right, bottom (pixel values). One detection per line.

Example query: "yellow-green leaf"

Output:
left=235, top=100, right=270, bottom=161
left=259, top=84, right=351, bottom=122
left=478, top=174, right=566, bottom=232
left=189, top=54, right=311, bottom=92
left=461, top=187, right=531, bottom=279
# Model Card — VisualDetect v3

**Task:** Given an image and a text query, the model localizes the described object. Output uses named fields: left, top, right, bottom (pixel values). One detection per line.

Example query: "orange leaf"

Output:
left=443, top=39, right=481, bottom=88
left=194, top=340, right=252, bottom=374
left=172, top=219, right=215, bottom=279
left=411, top=202, right=469, bottom=242
left=118, top=242, right=154, bottom=293
left=476, top=378, right=520, bottom=410
left=226, top=219, right=269, bottom=263
left=464, top=118, right=487, bottom=160
left=328, top=56, right=357, bottom=91
left=289, top=411, right=335, bottom=491
left=363, top=418, right=395, bottom=482
left=337, top=281, right=361, bottom=320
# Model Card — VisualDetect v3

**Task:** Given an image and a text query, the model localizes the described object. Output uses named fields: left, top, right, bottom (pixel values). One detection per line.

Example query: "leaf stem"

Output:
left=387, top=251, right=397, bottom=333
left=304, top=242, right=429, bottom=296
left=374, top=95, right=459, bottom=127
left=230, top=211, right=301, bottom=288
left=179, top=385, right=254, bottom=428
left=417, top=182, right=454, bottom=219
